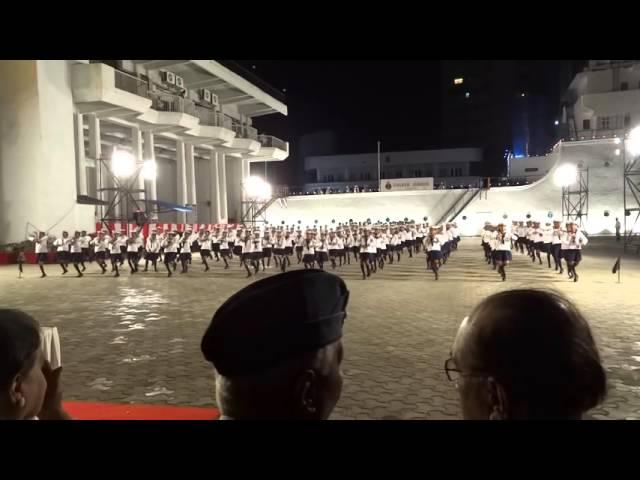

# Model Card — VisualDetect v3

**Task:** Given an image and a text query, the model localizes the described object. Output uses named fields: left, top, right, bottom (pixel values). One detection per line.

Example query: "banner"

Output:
left=381, top=177, right=434, bottom=192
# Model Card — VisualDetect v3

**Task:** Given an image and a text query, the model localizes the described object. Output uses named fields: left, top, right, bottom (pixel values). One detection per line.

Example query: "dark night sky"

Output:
left=238, top=60, right=569, bottom=184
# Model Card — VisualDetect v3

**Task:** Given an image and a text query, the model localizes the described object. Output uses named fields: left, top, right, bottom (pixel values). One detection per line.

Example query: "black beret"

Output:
left=201, top=269, right=349, bottom=377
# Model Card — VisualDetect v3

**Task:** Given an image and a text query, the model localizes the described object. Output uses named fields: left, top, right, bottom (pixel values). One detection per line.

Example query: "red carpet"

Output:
left=63, top=401, right=220, bottom=420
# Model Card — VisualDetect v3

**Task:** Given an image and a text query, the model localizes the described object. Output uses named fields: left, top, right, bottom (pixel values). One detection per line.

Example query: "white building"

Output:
left=302, top=148, right=482, bottom=193
left=0, top=60, right=288, bottom=244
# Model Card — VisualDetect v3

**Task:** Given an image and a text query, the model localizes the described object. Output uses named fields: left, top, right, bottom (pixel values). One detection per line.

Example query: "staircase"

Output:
left=435, top=188, right=480, bottom=225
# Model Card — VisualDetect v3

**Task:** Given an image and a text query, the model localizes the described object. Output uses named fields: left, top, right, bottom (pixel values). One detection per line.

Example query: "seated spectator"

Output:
left=201, top=269, right=349, bottom=420
left=0, top=309, right=71, bottom=420
left=447, top=290, right=606, bottom=420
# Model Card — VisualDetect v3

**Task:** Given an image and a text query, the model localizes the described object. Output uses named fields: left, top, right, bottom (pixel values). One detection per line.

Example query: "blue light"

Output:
left=514, top=154, right=524, bottom=159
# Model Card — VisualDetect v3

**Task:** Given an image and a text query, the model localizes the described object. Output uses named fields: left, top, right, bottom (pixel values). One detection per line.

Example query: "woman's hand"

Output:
left=39, top=361, right=72, bottom=420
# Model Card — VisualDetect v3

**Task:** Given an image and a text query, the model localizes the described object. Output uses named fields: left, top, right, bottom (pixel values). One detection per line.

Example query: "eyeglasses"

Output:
left=444, top=357, right=488, bottom=383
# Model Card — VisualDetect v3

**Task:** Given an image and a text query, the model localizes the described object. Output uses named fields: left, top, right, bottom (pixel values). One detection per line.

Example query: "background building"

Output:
left=0, top=60, right=288, bottom=243
left=301, top=148, right=482, bottom=193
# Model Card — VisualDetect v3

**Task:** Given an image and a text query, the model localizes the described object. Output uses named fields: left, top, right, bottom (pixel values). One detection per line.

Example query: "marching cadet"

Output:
left=375, top=228, right=387, bottom=270
left=532, top=221, right=544, bottom=265
left=211, top=229, right=221, bottom=262
left=327, top=231, right=340, bottom=270
left=91, top=232, right=109, bottom=274
left=541, top=221, right=554, bottom=269
left=79, top=230, right=91, bottom=271
left=481, top=222, right=493, bottom=263
left=198, top=230, right=213, bottom=272
left=126, top=231, right=143, bottom=274
left=161, top=232, right=179, bottom=277
left=252, top=231, right=264, bottom=273
left=316, top=233, right=329, bottom=271
left=53, top=231, right=70, bottom=275
left=219, top=231, right=231, bottom=269
left=69, top=231, right=84, bottom=277
left=283, top=230, right=294, bottom=271
left=517, top=221, right=527, bottom=254
left=144, top=231, right=161, bottom=273
left=241, top=232, right=255, bottom=277
left=525, top=221, right=535, bottom=260
left=302, top=231, right=317, bottom=270
left=109, top=232, right=124, bottom=277
left=178, top=229, right=198, bottom=274
left=294, top=230, right=304, bottom=264
left=551, top=220, right=564, bottom=274
left=274, top=231, right=287, bottom=272
left=425, top=225, right=442, bottom=280
left=262, top=230, right=273, bottom=270
left=494, top=222, right=517, bottom=282
left=562, top=221, right=588, bottom=283
left=30, top=231, right=51, bottom=278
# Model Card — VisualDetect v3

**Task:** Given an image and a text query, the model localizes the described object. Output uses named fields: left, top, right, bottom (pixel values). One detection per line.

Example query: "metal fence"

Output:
left=114, top=70, right=148, bottom=98
left=259, top=135, right=287, bottom=150
left=193, top=104, right=217, bottom=126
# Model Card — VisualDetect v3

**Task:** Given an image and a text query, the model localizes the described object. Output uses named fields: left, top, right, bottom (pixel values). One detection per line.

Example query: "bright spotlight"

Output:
left=628, top=126, right=640, bottom=157
left=111, top=148, right=135, bottom=178
left=614, top=137, right=621, bottom=145
left=142, top=159, right=157, bottom=180
left=245, top=175, right=272, bottom=201
left=554, top=163, right=578, bottom=187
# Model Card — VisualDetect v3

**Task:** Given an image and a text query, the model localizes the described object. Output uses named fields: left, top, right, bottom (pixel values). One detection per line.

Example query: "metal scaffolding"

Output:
left=561, top=167, right=589, bottom=228
left=623, top=143, right=640, bottom=252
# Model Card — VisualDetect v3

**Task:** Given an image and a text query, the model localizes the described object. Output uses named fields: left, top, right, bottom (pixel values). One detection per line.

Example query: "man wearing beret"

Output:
left=201, top=269, right=349, bottom=420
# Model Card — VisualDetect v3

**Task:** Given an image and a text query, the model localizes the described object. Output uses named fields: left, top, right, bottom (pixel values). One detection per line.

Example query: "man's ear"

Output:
left=294, top=369, right=318, bottom=418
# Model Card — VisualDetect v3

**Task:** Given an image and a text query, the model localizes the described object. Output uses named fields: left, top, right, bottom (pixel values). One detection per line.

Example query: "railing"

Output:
left=564, top=129, right=627, bottom=142
left=247, top=126, right=258, bottom=140
left=148, top=91, right=196, bottom=114
left=193, top=104, right=218, bottom=126
left=114, top=69, right=148, bottom=98
left=258, top=135, right=287, bottom=150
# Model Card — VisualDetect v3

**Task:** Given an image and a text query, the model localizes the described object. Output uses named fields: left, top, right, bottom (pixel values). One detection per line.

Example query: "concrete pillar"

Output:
left=131, top=126, right=145, bottom=202
left=143, top=131, right=157, bottom=220
left=88, top=114, right=103, bottom=219
left=185, top=144, right=197, bottom=223
left=74, top=112, right=87, bottom=196
left=0, top=60, right=94, bottom=243
left=209, top=150, right=221, bottom=223
left=219, top=153, right=228, bottom=222
left=176, top=140, right=187, bottom=224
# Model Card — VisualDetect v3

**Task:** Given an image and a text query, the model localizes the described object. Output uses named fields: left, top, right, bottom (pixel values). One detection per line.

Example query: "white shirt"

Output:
left=219, top=237, right=230, bottom=249
left=376, top=236, right=386, bottom=249
left=252, top=238, right=263, bottom=253
left=302, top=240, right=315, bottom=255
left=69, top=238, right=83, bottom=253
left=541, top=226, right=553, bottom=244
left=495, top=231, right=517, bottom=251
left=109, top=238, right=123, bottom=254
left=481, top=230, right=493, bottom=243
left=532, top=228, right=544, bottom=243
left=80, top=235, right=91, bottom=249
left=33, top=237, right=49, bottom=254
left=551, top=228, right=564, bottom=245
left=162, top=238, right=178, bottom=253
left=54, top=238, right=70, bottom=252
left=315, top=239, right=328, bottom=252
left=127, top=236, right=143, bottom=252
left=426, top=234, right=441, bottom=251
left=562, top=231, right=588, bottom=250
left=363, top=236, right=377, bottom=254
left=92, top=237, right=109, bottom=252
left=146, top=237, right=161, bottom=252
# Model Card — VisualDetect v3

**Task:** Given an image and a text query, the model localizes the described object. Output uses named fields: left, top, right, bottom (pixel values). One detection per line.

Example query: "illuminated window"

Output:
left=454, top=78, right=464, bottom=85
left=465, top=92, right=470, bottom=99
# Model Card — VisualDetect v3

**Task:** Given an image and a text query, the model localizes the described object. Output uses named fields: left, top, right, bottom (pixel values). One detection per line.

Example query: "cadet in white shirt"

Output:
left=178, top=230, right=196, bottom=274
left=301, top=232, right=316, bottom=270
left=79, top=230, right=91, bottom=271
left=91, top=232, right=109, bottom=274
left=126, top=231, right=143, bottom=274
left=162, top=232, right=179, bottom=277
left=562, top=221, right=588, bottom=282
left=241, top=233, right=255, bottom=277
left=262, top=232, right=274, bottom=269
left=551, top=220, right=564, bottom=274
left=541, top=221, right=554, bottom=269
left=144, top=231, right=161, bottom=273
left=109, top=232, right=124, bottom=277
left=53, top=231, right=70, bottom=275
left=327, top=232, right=340, bottom=269
left=531, top=221, right=544, bottom=265
left=315, top=233, right=329, bottom=270
left=69, top=231, right=84, bottom=277
left=218, top=231, right=231, bottom=269
left=494, top=223, right=517, bottom=282
left=251, top=231, right=263, bottom=273
left=425, top=226, right=442, bottom=280
left=30, top=231, right=51, bottom=278
left=360, top=229, right=378, bottom=279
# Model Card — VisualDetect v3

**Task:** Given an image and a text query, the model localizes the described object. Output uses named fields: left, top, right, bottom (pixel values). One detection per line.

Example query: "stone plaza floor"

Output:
left=1, top=237, right=639, bottom=420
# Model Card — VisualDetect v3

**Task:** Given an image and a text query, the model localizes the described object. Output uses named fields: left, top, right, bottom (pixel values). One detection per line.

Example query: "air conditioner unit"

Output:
left=210, top=93, right=219, bottom=106
left=175, top=75, right=184, bottom=88
left=199, top=88, right=211, bottom=103
left=160, top=70, right=175, bottom=85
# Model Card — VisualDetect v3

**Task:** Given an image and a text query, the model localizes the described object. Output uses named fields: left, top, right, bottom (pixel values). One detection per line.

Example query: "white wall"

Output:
left=0, top=60, right=94, bottom=243
left=510, top=154, right=558, bottom=178
left=267, top=139, right=624, bottom=236
left=195, top=157, right=211, bottom=223
left=156, top=156, right=177, bottom=224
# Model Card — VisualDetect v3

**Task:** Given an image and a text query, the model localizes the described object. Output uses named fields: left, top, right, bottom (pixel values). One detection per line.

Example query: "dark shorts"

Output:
left=127, top=251, right=139, bottom=258
left=316, top=252, right=329, bottom=262
left=406, top=240, right=415, bottom=247
left=542, top=243, right=551, bottom=253
left=220, top=248, right=230, bottom=256
left=263, top=247, right=272, bottom=258
left=71, top=252, right=83, bottom=263
left=562, top=250, right=582, bottom=263
left=303, top=254, right=316, bottom=263
left=493, top=250, right=512, bottom=262
left=427, top=250, right=443, bottom=261
left=534, top=242, right=544, bottom=251
left=273, top=248, right=285, bottom=256
left=284, top=246, right=294, bottom=255
left=295, top=246, right=304, bottom=253
left=96, top=251, right=106, bottom=261
left=37, top=252, right=48, bottom=263
left=81, top=248, right=89, bottom=258
left=212, top=244, right=221, bottom=253
left=200, top=249, right=211, bottom=258
left=164, top=252, right=177, bottom=263
left=110, top=253, right=122, bottom=263
left=56, top=251, right=69, bottom=263
left=329, top=249, right=339, bottom=257
left=120, top=246, right=127, bottom=255
left=179, top=252, right=191, bottom=261
left=232, top=245, right=243, bottom=256
left=145, top=252, right=158, bottom=261
left=338, top=248, right=346, bottom=257
left=228, top=242, right=234, bottom=249
left=251, top=252, right=263, bottom=261
left=352, top=246, right=359, bottom=254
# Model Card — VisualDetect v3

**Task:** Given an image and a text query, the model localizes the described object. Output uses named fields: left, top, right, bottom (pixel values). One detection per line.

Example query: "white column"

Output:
left=131, top=126, right=145, bottom=202
left=176, top=140, right=187, bottom=224
left=210, top=150, right=221, bottom=223
left=219, top=153, right=228, bottom=222
left=74, top=112, right=87, bottom=196
left=185, top=144, right=197, bottom=206
left=143, top=131, right=157, bottom=220
left=88, top=114, right=102, bottom=219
